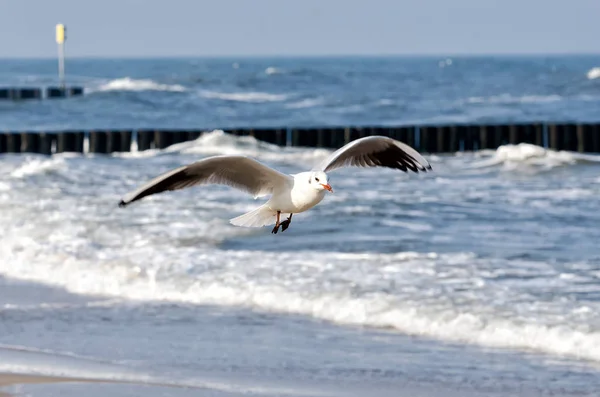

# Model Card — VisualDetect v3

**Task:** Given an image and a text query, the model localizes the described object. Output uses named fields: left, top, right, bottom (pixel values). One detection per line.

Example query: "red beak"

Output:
left=321, top=183, right=333, bottom=192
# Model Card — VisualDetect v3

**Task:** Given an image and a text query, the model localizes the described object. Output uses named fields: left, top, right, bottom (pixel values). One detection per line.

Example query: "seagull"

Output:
left=118, top=135, right=432, bottom=234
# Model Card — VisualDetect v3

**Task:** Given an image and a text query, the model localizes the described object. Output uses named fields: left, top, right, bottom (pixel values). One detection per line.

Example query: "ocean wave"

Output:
left=265, top=67, right=284, bottom=75
left=174, top=130, right=331, bottom=163
left=378, top=99, right=395, bottom=106
left=285, top=97, right=325, bottom=109
left=438, top=58, right=453, bottom=68
left=8, top=156, right=67, bottom=179
left=464, top=94, right=562, bottom=105
left=587, top=67, right=600, bottom=80
left=94, top=77, right=187, bottom=92
left=468, top=143, right=600, bottom=169
left=1, top=231, right=600, bottom=364
left=3, top=133, right=600, bottom=366
left=116, top=130, right=331, bottom=164
left=199, top=90, right=288, bottom=102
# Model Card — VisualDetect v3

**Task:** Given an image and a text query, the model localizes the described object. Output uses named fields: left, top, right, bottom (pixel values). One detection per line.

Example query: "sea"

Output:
left=1, top=55, right=600, bottom=397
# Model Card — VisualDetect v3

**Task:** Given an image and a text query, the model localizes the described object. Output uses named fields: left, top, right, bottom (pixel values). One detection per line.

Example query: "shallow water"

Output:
left=1, top=133, right=600, bottom=395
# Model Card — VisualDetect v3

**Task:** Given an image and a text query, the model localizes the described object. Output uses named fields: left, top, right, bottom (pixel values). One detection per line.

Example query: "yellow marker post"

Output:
left=56, top=24, right=66, bottom=89
left=56, top=24, right=66, bottom=44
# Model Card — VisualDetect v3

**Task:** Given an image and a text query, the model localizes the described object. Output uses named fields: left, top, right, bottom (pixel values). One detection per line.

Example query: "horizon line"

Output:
left=1, top=51, right=600, bottom=61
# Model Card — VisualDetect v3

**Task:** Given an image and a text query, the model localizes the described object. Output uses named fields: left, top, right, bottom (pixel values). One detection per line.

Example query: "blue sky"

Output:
left=1, top=0, right=599, bottom=57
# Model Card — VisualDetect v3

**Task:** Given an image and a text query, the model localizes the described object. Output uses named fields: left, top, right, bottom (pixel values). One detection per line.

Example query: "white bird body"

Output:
left=271, top=172, right=327, bottom=213
left=119, top=136, right=432, bottom=234
left=227, top=172, right=327, bottom=229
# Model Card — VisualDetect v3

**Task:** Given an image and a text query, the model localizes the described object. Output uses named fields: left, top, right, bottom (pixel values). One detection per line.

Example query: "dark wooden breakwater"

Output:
left=0, top=87, right=84, bottom=100
left=1, top=123, right=600, bottom=155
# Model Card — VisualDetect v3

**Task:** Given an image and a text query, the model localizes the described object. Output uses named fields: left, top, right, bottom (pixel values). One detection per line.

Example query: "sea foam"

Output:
left=115, top=129, right=331, bottom=164
left=95, top=77, right=186, bottom=92
left=199, top=90, right=288, bottom=102
left=1, top=216, right=600, bottom=365
left=468, top=143, right=600, bottom=169
left=586, top=67, right=600, bottom=80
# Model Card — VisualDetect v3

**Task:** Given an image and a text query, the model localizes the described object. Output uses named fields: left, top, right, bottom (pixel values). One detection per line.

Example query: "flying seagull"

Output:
left=118, top=135, right=431, bottom=234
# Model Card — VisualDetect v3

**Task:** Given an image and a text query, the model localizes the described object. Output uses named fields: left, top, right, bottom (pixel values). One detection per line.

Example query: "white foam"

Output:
left=285, top=97, right=324, bottom=109
left=9, top=157, right=67, bottom=178
left=438, top=58, right=453, bottom=68
left=95, top=77, right=186, bottom=92
left=2, top=243, right=600, bottom=363
left=265, top=67, right=284, bottom=75
left=465, top=94, right=562, bottom=105
left=497, top=143, right=560, bottom=162
left=468, top=143, right=600, bottom=169
left=1, top=198, right=599, bottom=367
left=2, top=141, right=600, bottom=366
left=199, top=90, right=288, bottom=102
left=116, top=129, right=331, bottom=164
left=586, top=67, right=600, bottom=80
left=380, top=219, right=433, bottom=232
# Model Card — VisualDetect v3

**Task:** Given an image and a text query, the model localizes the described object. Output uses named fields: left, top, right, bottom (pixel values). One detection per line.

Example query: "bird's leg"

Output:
left=271, top=211, right=281, bottom=234
left=280, top=213, right=293, bottom=232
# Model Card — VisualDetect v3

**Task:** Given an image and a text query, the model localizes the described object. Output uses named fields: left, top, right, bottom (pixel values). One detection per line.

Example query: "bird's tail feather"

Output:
left=230, top=204, right=276, bottom=228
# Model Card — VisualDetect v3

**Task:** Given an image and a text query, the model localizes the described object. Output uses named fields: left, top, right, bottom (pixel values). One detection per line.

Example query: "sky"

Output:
left=1, top=0, right=599, bottom=58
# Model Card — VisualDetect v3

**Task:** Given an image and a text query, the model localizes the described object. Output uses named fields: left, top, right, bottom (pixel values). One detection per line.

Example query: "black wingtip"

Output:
left=118, top=200, right=127, bottom=208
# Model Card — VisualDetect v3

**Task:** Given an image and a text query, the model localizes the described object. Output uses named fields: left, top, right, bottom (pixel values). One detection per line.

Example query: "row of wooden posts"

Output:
left=0, top=86, right=84, bottom=100
left=0, top=123, right=600, bottom=155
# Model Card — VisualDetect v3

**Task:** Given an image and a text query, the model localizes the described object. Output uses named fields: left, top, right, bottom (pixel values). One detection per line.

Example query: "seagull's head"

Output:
left=309, top=171, right=333, bottom=193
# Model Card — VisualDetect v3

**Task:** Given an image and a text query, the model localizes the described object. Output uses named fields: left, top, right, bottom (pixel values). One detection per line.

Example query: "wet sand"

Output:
left=0, top=373, right=98, bottom=397
left=0, top=372, right=92, bottom=387
left=0, top=371, right=226, bottom=397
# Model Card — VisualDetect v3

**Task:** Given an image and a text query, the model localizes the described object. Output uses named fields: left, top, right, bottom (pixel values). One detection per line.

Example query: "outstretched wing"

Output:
left=119, top=155, right=292, bottom=207
left=315, top=136, right=432, bottom=174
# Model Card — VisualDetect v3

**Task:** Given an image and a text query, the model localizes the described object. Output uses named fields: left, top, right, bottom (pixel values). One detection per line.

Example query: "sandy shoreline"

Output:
left=0, top=372, right=212, bottom=397
left=0, top=372, right=110, bottom=387
left=0, top=372, right=96, bottom=397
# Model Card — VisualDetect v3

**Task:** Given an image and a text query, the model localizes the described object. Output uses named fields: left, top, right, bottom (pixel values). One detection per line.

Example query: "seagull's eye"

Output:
left=315, top=177, right=320, bottom=182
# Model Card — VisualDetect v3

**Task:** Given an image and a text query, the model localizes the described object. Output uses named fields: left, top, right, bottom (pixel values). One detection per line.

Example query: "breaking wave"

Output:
left=285, top=97, right=325, bottom=109
left=163, top=130, right=330, bottom=163
left=1, top=229, right=600, bottom=364
left=95, top=77, right=187, bottom=92
left=3, top=156, right=68, bottom=179
left=468, top=143, right=600, bottom=169
left=199, top=90, right=288, bottom=102
left=265, top=67, right=284, bottom=75
left=464, top=94, right=562, bottom=105
left=587, top=67, right=600, bottom=80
